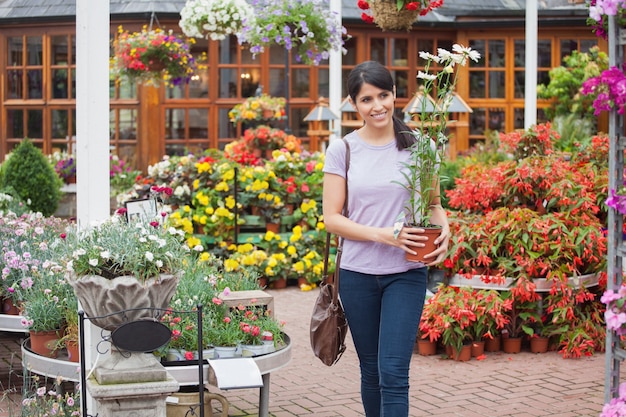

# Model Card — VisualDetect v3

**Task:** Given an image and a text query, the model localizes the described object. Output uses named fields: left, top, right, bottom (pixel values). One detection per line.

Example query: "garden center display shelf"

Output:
left=22, top=335, right=291, bottom=417
left=447, top=273, right=600, bottom=292
left=0, top=313, right=27, bottom=333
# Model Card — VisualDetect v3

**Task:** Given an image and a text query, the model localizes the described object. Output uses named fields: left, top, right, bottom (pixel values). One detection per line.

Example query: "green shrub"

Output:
left=0, top=139, right=63, bottom=216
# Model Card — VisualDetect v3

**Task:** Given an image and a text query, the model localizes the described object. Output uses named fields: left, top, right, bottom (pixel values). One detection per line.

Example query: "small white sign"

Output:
left=208, top=358, right=263, bottom=390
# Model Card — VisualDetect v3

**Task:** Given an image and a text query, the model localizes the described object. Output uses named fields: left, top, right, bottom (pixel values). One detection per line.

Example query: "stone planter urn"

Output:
left=68, top=273, right=179, bottom=331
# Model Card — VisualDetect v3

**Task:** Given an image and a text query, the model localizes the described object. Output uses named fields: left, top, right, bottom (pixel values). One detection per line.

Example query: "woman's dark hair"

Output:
left=347, top=60, right=415, bottom=150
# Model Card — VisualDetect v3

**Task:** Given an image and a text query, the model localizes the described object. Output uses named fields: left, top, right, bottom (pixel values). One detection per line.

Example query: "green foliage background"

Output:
left=0, top=138, right=62, bottom=216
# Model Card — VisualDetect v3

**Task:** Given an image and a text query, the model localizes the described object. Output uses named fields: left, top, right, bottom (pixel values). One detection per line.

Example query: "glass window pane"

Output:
left=514, top=71, right=524, bottom=99
left=167, top=84, right=186, bottom=99
left=118, top=145, right=137, bottom=169
left=71, top=68, right=76, bottom=99
left=292, top=69, right=310, bottom=98
left=51, top=36, right=68, bottom=65
left=7, top=69, right=23, bottom=99
left=269, top=68, right=286, bottom=97
left=28, top=109, right=43, bottom=138
left=514, top=108, right=524, bottom=130
left=165, top=109, right=185, bottom=139
left=7, top=109, right=24, bottom=138
left=537, top=70, right=550, bottom=88
left=218, top=37, right=237, bottom=64
left=560, top=40, right=577, bottom=62
left=242, top=68, right=260, bottom=97
left=392, top=70, right=408, bottom=98
left=581, top=39, right=597, bottom=52
left=370, top=38, right=387, bottom=65
left=417, top=39, right=435, bottom=65
left=189, top=108, right=208, bottom=138
left=514, top=40, right=524, bottom=67
left=291, top=107, right=308, bottom=137
left=119, top=109, right=137, bottom=140
left=469, top=40, right=485, bottom=67
left=391, top=38, right=408, bottom=65
left=8, top=37, right=23, bottom=66
left=218, top=108, right=237, bottom=138
left=488, top=108, right=505, bottom=131
left=269, top=44, right=285, bottom=65
left=318, top=69, right=329, bottom=98
left=343, top=37, right=357, bottom=66
left=189, top=69, right=209, bottom=98
left=219, top=68, right=238, bottom=98
left=438, top=39, right=454, bottom=53
left=51, top=109, right=68, bottom=138
left=488, top=40, right=505, bottom=68
left=27, top=37, right=42, bottom=66
left=470, top=108, right=485, bottom=136
left=27, top=69, right=42, bottom=99
left=489, top=72, right=505, bottom=98
left=165, top=144, right=190, bottom=156
left=52, top=69, right=68, bottom=99
left=537, top=40, right=551, bottom=68
left=71, top=35, right=76, bottom=64
left=243, top=44, right=260, bottom=65
left=469, top=71, right=485, bottom=98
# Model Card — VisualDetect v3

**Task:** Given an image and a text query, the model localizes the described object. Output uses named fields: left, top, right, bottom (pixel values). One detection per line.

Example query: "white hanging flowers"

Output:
left=179, top=0, right=255, bottom=41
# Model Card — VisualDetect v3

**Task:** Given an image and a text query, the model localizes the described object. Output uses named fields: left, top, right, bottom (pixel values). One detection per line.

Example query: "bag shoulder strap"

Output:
left=323, top=138, right=350, bottom=300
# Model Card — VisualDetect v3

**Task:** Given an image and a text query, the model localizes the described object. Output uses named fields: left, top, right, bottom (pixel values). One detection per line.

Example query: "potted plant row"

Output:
left=440, top=124, right=609, bottom=358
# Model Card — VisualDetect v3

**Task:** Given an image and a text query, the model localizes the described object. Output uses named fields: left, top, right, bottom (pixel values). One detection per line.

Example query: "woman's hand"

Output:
left=393, top=225, right=450, bottom=266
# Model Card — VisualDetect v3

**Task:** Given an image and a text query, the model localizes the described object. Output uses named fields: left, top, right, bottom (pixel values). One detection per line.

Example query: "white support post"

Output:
left=76, top=0, right=110, bottom=227
left=524, top=0, right=538, bottom=129
left=76, top=0, right=111, bottom=413
left=329, top=0, right=343, bottom=145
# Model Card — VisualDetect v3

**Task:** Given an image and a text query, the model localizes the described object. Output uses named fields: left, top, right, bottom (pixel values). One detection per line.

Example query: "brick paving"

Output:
left=0, top=286, right=612, bottom=416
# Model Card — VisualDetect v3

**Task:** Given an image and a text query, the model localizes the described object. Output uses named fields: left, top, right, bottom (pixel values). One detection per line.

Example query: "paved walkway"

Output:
left=0, top=286, right=614, bottom=416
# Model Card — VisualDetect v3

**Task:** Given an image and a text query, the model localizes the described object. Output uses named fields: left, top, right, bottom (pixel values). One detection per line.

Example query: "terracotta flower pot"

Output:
left=471, top=340, right=485, bottom=357
left=502, top=337, right=522, bottom=354
left=271, top=276, right=287, bottom=289
left=530, top=336, right=549, bottom=353
left=452, top=344, right=472, bottom=361
left=416, top=339, right=437, bottom=356
left=66, top=341, right=80, bottom=363
left=484, top=334, right=501, bottom=352
left=29, top=329, right=62, bottom=358
left=406, top=227, right=442, bottom=263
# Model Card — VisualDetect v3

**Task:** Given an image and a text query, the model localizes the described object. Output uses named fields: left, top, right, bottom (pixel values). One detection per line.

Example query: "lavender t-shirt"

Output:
left=323, top=130, right=423, bottom=275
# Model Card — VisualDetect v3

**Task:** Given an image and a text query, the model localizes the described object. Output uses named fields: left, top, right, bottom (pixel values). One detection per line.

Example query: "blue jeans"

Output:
left=339, top=268, right=428, bottom=417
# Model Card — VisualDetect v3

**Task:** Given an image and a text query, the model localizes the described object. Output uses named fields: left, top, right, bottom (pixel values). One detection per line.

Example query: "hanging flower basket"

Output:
left=358, top=0, right=445, bottom=32
left=110, top=25, right=198, bottom=87
left=237, top=0, right=349, bottom=66
left=179, top=0, right=254, bottom=41
left=369, top=1, right=420, bottom=31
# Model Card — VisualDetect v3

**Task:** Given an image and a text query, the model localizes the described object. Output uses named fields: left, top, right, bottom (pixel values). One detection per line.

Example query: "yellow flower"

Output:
left=196, top=192, right=209, bottom=207
left=196, top=161, right=212, bottom=174
left=199, top=252, right=211, bottom=262
left=287, top=245, right=297, bottom=255
left=183, top=205, right=191, bottom=213
left=204, top=207, right=214, bottom=215
left=215, top=181, right=229, bottom=192
left=293, top=261, right=305, bottom=273
left=187, top=236, right=202, bottom=248
left=225, top=196, right=236, bottom=209
left=264, top=231, right=276, bottom=241
left=193, top=179, right=200, bottom=190
left=224, top=258, right=239, bottom=272
left=181, top=218, right=194, bottom=234
left=237, top=243, right=254, bottom=254
left=215, top=206, right=233, bottom=218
